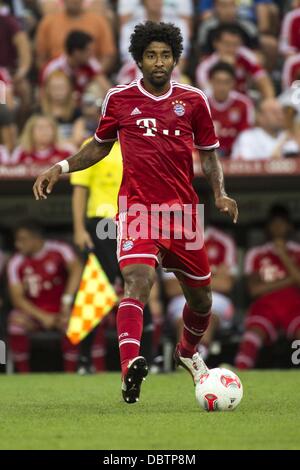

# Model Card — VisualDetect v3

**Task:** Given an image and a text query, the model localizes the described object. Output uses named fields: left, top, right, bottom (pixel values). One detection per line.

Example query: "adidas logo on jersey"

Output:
left=131, top=107, right=142, bottom=116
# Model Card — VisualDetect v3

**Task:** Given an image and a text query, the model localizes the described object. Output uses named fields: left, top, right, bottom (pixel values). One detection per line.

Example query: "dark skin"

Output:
left=33, top=41, right=238, bottom=316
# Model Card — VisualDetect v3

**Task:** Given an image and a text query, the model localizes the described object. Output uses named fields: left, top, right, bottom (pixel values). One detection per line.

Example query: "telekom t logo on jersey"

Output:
left=136, top=118, right=181, bottom=137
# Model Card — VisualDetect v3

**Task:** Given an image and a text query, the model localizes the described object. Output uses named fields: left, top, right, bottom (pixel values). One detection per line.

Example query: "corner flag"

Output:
left=67, top=253, right=117, bottom=344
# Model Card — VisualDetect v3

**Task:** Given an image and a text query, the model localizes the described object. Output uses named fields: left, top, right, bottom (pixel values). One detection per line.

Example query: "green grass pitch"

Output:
left=1, top=370, right=299, bottom=450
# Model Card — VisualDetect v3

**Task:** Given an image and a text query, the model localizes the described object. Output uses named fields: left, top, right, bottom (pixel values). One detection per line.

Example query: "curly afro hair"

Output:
left=129, top=21, right=183, bottom=65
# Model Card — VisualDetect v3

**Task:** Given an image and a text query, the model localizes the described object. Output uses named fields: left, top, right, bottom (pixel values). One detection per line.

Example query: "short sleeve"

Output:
left=94, top=90, right=119, bottom=143
left=7, top=255, right=22, bottom=285
left=244, top=250, right=258, bottom=275
left=192, top=92, right=220, bottom=150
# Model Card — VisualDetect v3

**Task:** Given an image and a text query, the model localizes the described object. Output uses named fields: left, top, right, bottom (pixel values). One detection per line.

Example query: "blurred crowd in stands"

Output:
left=1, top=0, right=300, bottom=373
left=1, top=0, right=300, bottom=162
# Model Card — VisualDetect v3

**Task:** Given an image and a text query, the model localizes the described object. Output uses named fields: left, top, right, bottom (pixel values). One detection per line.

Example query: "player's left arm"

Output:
left=200, top=150, right=238, bottom=224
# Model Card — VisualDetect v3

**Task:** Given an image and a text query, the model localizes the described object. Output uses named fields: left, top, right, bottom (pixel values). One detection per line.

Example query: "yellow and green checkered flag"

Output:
left=67, top=253, right=117, bottom=344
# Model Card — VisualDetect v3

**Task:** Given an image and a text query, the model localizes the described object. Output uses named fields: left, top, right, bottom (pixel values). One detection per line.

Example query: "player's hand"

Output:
left=33, top=165, right=62, bottom=200
left=74, top=229, right=95, bottom=251
left=38, top=314, right=57, bottom=330
left=215, top=196, right=238, bottom=224
left=57, top=305, right=72, bottom=332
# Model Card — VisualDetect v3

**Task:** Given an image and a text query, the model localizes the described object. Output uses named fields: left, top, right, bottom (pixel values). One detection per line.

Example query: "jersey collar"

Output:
left=137, top=78, right=173, bottom=101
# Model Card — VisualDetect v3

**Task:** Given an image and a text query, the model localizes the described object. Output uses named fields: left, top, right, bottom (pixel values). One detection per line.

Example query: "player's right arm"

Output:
left=9, top=282, right=57, bottom=329
left=33, top=139, right=114, bottom=200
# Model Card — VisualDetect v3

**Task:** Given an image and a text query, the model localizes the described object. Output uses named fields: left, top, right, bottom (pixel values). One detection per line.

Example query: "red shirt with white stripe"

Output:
left=7, top=241, right=75, bottom=314
left=205, top=227, right=237, bottom=275
left=245, top=241, right=300, bottom=300
left=95, top=79, right=219, bottom=209
left=208, top=91, right=255, bottom=157
left=282, top=53, right=300, bottom=90
left=40, top=54, right=102, bottom=96
left=10, top=146, right=72, bottom=166
left=196, top=47, right=266, bottom=95
left=279, top=8, right=300, bottom=56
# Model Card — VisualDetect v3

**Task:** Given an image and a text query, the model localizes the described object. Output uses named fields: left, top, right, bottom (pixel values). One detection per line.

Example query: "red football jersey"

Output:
left=280, top=8, right=300, bottom=55
left=10, top=146, right=72, bottom=166
left=245, top=241, right=300, bottom=300
left=41, top=54, right=102, bottom=96
left=205, top=227, right=237, bottom=274
left=7, top=240, right=75, bottom=313
left=95, top=79, right=219, bottom=210
left=282, top=53, right=300, bottom=90
left=208, top=91, right=254, bottom=157
left=196, top=47, right=266, bottom=95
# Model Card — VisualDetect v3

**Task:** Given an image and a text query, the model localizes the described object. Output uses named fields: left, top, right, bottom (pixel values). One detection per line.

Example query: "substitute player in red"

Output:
left=235, top=205, right=300, bottom=369
left=33, top=22, right=238, bottom=403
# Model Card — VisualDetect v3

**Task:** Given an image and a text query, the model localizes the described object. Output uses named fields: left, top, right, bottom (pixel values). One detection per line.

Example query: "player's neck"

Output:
left=141, top=78, right=171, bottom=97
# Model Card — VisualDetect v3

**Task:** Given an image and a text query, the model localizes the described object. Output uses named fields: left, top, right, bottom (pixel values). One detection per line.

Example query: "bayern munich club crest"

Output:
left=122, top=239, right=134, bottom=252
left=172, top=100, right=186, bottom=116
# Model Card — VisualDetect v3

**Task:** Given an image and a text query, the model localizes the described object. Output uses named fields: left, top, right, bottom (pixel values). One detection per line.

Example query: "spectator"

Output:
left=39, top=70, right=82, bottom=144
left=197, top=0, right=259, bottom=55
left=198, top=0, right=277, bottom=34
left=282, top=53, right=300, bottom=90
left=195, top=24, right=275, bottom=98
left=0, top=66, right=17, bottom=153
left=279, top=2, right=300, bottom=57
left=40, top=30, right=111, bottom=102
left=10, top=114, right=73, bottom=166
left=0, top=66, right=14, bottom=110
left=207, top=62, right=255, bottom=157
left=275, top=93, right=300, bottom=158
left=35, top=0, right=117, bottom=73
left=71, top=91, right=102, bottom=148
left=0, top=1, right=32, bottom=121
left=7, top=219, right=82, bottom=373
left=163, top=226, right=237, bottom=361
left=235, top=204, right=300, bottom=369
left=231, top=98, right=284, bottom=159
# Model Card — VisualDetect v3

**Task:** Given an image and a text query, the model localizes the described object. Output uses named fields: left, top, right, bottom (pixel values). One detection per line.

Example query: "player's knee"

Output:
left=123, top=265, right=155, bottom=303
left=188, top=287, right=212, bottom=314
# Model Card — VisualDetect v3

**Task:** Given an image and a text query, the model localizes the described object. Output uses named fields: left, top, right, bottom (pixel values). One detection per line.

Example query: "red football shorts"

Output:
left=245, top=287, right=300, bottom=342
left=116, top=210, right=211, bottom=287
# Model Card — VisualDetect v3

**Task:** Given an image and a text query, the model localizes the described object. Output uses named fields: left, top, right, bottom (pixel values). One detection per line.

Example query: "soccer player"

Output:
left=7, top=220, right=82, bottom=372
left=235, top=205, right=300, bottom=369
left=33, top=21, right=238, bottom=403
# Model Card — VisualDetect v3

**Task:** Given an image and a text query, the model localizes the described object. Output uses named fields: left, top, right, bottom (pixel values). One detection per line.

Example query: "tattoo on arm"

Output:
left=67, top=138, right=114, bottom=173
left=200, top=150, right=226, bottom=199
